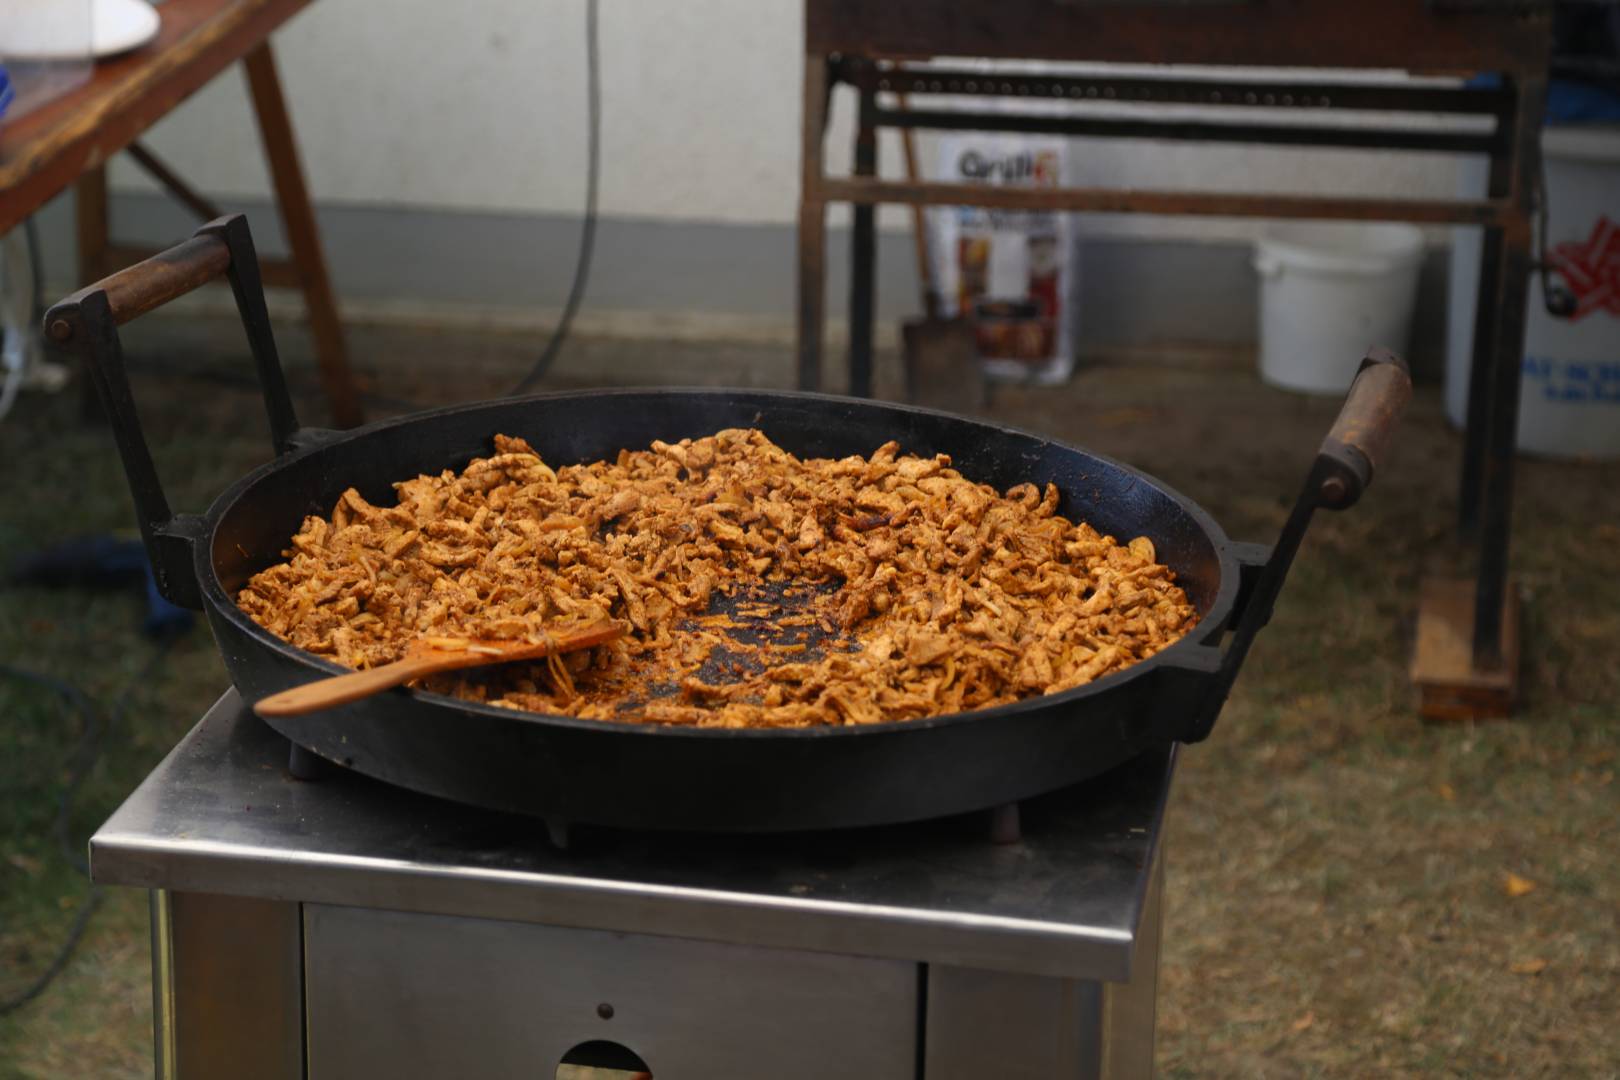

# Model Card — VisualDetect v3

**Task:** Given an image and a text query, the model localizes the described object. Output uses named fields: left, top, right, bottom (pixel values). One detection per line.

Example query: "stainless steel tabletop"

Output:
left=92, top=690, right=1175, bottom=981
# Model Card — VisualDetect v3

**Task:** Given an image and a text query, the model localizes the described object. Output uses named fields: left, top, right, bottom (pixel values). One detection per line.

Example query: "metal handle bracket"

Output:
left=44, top=215, right=300, bottom=609
left=1180, top=349, right=1412, bottom=742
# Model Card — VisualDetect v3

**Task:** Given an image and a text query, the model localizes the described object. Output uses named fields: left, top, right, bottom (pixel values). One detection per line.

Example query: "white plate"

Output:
left=0, top=0, right=161, bottom=62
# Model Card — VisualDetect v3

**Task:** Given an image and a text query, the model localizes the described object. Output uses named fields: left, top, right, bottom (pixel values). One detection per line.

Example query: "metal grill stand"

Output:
left=92, top=691, right=1172, bottom=1079
left=797, top=0, right=1555, bottom=717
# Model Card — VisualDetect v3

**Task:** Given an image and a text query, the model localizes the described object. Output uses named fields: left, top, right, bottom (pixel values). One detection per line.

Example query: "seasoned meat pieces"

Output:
left=237, top=429, right=1198, bottom=727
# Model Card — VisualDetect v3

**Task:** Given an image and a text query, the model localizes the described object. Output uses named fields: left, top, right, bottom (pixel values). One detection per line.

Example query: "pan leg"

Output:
left=546, top=818, right=571, bottom=850
left=987, top=803, right=1021, bottom=845
left=287, top=742, right=333, bottom=781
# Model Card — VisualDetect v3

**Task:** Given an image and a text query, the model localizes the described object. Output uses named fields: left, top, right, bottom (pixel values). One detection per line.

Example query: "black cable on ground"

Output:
left=0, top=887, right=100, bottom=1019
left=0, top=639, right=178, bottom=1017
left=508, top=0, right=600, bottom=396
left=0, top=664, right=103, bottom=1017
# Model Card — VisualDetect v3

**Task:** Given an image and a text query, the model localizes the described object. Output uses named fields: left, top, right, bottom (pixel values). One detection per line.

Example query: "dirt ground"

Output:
left=1, top=314, right=1616, bottom=1078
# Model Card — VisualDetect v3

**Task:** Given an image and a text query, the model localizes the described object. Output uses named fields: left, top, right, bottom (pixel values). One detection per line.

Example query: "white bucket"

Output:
left=1446, top=125, right=1620, bottom=460
left=1254, top=222, right=1425, bottom=395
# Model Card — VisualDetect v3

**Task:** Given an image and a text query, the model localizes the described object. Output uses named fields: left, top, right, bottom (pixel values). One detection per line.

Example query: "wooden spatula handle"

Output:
left=253, top=618, right=626, bottom=719
left=254, top=654, right=445, bottom=717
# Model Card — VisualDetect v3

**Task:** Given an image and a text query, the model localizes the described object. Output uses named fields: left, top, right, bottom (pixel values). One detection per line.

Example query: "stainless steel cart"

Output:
left=92, top=690, right=1171, bottom=1079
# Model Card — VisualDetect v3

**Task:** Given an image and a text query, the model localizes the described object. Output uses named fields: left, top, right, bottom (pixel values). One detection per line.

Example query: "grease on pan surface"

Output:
left=237, top=430, right=1198, bottom=727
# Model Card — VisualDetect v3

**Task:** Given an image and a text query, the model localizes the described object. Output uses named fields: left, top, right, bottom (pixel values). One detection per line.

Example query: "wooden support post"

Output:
left=73, top=166, right=112, bottom=418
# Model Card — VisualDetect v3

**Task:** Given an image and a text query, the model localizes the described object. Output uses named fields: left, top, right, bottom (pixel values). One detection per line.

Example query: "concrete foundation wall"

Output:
left=31, top=190, right=1452, bottom=379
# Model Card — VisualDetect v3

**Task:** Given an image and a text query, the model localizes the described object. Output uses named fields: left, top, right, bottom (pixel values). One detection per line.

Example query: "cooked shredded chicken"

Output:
left=237, top=429, right=1198, bottom=727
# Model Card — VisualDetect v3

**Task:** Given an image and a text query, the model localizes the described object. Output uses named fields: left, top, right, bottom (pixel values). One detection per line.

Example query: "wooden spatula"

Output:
left=253, top=617, right=627, bottom=718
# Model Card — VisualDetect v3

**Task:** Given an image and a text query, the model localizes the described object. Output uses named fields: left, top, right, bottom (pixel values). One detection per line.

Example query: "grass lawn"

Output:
left=1, top=317, right=1615, bottom=1077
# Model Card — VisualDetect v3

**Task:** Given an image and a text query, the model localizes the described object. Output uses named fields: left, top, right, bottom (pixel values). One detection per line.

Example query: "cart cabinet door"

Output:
left=304, top=904, right=919, bottom=1080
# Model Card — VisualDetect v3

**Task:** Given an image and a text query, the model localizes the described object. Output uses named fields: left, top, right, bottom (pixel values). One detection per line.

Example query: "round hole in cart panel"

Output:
left=557, top=1040, right=653, bottom=1080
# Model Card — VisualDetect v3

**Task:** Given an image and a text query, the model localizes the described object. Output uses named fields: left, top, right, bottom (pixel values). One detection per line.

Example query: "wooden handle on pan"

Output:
left=50, top=232, right=231, bottom=333
left=1323, top=347, right=1411, bottom=470
left=1317, top=347, right=1412, bottom=509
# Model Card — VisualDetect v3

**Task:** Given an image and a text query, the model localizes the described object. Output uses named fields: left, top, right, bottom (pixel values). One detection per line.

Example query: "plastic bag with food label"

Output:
left=931, top=132, right=1078, bottom=385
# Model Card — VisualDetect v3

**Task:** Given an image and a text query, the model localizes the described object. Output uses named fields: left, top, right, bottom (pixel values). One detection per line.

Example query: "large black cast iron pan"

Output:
left=47, top=216, right=1410, bottom=834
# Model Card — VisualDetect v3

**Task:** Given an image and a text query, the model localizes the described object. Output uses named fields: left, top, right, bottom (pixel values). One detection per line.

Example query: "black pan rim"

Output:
left=196, top=387, right=1240, bottom=740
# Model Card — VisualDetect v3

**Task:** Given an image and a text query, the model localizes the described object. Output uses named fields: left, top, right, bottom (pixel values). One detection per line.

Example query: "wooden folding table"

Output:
left=0, top=0, right=361, bottom=426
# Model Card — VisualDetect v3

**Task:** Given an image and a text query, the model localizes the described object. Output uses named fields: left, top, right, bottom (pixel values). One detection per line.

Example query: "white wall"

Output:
left=116, top=0, right=1469, bottom=241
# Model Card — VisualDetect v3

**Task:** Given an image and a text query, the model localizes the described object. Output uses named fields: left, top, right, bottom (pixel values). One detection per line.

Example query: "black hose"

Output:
left=0, top=641, right=177, bottom=1016
left=509, top=0, right=600, bottom=395
left=0, top=664, right=103, bottom=1016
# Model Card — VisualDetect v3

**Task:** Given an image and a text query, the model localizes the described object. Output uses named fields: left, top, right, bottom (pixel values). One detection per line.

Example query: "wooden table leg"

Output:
left=797, top=53, right=831, bottom=392
left=848, top=74, right=878, bottom=399
left=75, top=165, right=110, bottom=286
left=799, top=201, right=827, bottom=393
left=242, top=42, right=363, bottom=428
left=74, top=166, right=113, bottom=418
